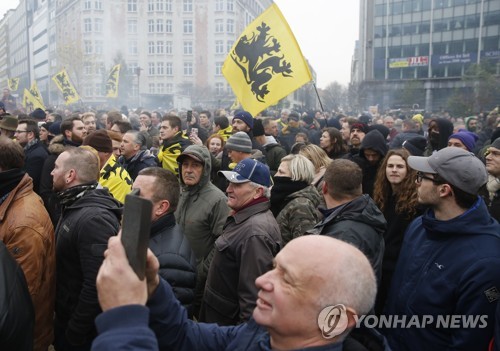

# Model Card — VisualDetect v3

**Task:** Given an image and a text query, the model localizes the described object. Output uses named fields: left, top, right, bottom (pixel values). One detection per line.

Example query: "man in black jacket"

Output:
left=133, top=167, right=197, bottom=317
left=52, top=147, right=122, bottom=350
left=307, top=159, right=386, bottom=283
left=14, top=118, right=49, bottom=194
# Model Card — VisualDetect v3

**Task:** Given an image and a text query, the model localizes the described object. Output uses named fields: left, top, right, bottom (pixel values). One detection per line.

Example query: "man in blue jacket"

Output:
left=384, top=147, right=500, bottom=350
left=92, top=235, right=388, bottom=350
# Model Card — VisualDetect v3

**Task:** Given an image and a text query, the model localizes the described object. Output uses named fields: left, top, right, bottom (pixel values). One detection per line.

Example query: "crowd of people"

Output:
left=1, top=97, right=500, bottom=351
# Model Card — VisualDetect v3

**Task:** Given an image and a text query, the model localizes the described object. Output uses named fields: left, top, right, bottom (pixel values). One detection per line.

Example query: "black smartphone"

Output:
left=187, top=110, right=193, bottom=123
left=121, top=188, right=152, bottom=280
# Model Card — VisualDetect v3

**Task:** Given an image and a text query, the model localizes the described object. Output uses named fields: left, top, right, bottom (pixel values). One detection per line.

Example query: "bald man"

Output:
left=92, top=235, right=387, bottom=350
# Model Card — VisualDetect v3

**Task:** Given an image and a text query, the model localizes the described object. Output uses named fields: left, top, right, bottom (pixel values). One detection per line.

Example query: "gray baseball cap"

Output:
left=408, top=147, right=487, bottom=195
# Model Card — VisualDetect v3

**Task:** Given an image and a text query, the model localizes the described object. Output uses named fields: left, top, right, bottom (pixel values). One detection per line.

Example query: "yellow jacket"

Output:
left=157, top=132, right=192, bottom=175
left=99, top=154, right=133, bottom=203
left=217, top=126, right=233, bottom=142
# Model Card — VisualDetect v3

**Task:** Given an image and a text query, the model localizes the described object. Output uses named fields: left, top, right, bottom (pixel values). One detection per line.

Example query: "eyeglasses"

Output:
left=15, top=130, right=28, bottom=133
left=416, top=171, right=439, bottom=184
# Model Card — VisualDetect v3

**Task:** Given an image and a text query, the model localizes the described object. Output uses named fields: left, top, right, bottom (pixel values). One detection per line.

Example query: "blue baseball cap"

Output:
left=219, top=158, right=271, bottom=187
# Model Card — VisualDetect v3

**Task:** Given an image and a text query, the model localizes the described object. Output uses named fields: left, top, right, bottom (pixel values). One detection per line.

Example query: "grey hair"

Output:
left=249, top=181, right=271, bottom=199
left=125, top=130, right=147, bottom=150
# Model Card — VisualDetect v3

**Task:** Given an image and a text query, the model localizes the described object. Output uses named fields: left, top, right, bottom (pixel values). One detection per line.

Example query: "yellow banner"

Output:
left=8, top=78, right=19, bottom=91
left=30, top=81, right=45, bottom=108
left=52, top=68, right=80, bottom=105
left=106, top=64, right=121, bottom=98
left=22, top=88, right=44, bottom=111
left=222, top=3, right=312, bottom=116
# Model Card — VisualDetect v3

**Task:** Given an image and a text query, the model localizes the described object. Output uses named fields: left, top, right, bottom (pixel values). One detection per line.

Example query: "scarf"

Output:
left=270, top=177, right=309, bottom=217
left=57, top=182, right=98, bottom=207
left=0, top=168, right=26, bottom=202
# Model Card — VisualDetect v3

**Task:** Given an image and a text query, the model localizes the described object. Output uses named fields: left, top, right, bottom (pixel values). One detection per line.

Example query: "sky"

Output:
left=0, top=0, right=359, bottom=88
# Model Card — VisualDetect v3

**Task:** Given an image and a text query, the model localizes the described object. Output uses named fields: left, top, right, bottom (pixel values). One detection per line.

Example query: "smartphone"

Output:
left=121, top=188, right=152, bottom=280
left=187, top=110, right=193, bottom=123
left=190, top=127, right=198, bottom=137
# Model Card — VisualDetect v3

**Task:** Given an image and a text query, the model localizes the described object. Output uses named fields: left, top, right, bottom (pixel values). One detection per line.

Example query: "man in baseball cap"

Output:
left=199, top=158, right=280, bottom=325
left=383, top=147, right=500, bottom=350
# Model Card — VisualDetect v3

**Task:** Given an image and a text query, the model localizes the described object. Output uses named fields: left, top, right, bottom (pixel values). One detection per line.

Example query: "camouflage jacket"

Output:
left=276, top=185, right=322, bottom=245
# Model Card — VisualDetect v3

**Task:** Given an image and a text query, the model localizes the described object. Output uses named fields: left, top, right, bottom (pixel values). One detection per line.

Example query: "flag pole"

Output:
left=312, top=81, right=325, bottom=112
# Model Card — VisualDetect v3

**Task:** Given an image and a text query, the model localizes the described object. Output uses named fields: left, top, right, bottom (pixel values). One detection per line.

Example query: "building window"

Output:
left=94, top=18, right=102, bottom=33
left=215, top=62, right=223, bottom=75
left=157, top=19, right=164, bottom=32
left=184, top=62, right=193, bottom=76
left=95, top=83, right=103, bottom=96
left=148, top=20, right=155, bottom=33
left=183, top=0, right=193, bottom=12
left=148, top=62, right=155, bottom=76
left=166, top=83, right=173, bottom=93
left=84, top=0, right=91, bottom=10
left=129, top=40, right=138, bottom=54
left=96, top=62, right=105, bottom=75
left=149, top=83, right=155, bottom=94
left=215, top=0, right=223, bottom=11
left=227, top=40, right=234, bottom=53
left=227, top=0, right=234, bottom=12
left=166, top=62, right=173, bottom=75
left=148, top=0, right=154, bottom=12
left=128, top=62, right=138, bottom=75
left=165, top=41, right=173, bottom=54
left=95, top=40, right=103, bottom=54
left=166, top=0, right=172, bottom=11
left=84, top=18, right=92, bottom=32
left=157, top=62, right=164, bottom=75
left=227, top=19, right=234, bottom=33
left=84, top=40, right=92, bottom=54
left=184, top=41, right=193, bottom=55
left=215, top=19, right=223, bottom=33
left=156, top=0, right=164, bottom=11
left=215, top=40, right=224, bottom=54
left=84, top=62, right=92, bottom=75
left=215, top=82, right=224, bottom=95
left=184, top=20, right=193, bottom=34
left=95, top=0, right=102, bottom=10
left=157, top=41, right=164, bottom=54
left=127, top=0, right=137, bottom=12
left=84, top=84, right=93, bottom=97
left=157, top=83, right=165, bottom=94
left=149, top=41, right=155, bottom=54
left=128, top=20, right=137, bottom=33
left=166, top=20, right=173, bottom=33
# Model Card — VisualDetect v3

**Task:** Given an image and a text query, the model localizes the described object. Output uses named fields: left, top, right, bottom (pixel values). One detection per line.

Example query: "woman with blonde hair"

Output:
left=372, top=149, right=422, bottom=314
left=299, top=144, right=332, bottom=192
left=271, top=154, right=321, bottom=244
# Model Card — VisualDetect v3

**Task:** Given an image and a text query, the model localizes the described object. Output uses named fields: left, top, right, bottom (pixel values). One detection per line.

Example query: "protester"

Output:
left=319, top=127, right=347, bottom=159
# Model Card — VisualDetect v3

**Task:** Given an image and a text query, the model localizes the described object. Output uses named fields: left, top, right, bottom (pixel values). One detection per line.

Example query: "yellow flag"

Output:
left=8, top=78, right=19, bottom=91
left=52, top=68, right=81, bottom=105
left=222, top=4, right=312, bottom=116
left=22, top=88, right=44, bottom=111
left=230, top=98, right=240, bottom=110
left=30, top=81, right=45, bottom=108
left=106, top=64, right=121, bottom=98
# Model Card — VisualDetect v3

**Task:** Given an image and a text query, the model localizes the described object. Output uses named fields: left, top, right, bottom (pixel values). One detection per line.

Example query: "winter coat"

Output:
left=199, top=201, right=281, bottom=325
left=276, top=185, right=322, bottom=245
left=118, top=149, right=157, bottom=180
left=23, top=140, right=49, bottom=194
left=389, top=131, right=421, bottom=149
left=93, top=279, right=391, bottom=351
left=384, top=197, right=500, bottom=350
left=175, top=145, right=229, bottom=263
left=307, top=194, right=386, bottom=283
left=149, top=212, right=197, bottom=317
left=99, top=154, right=133, bottom=203
left=0, top=173, right=56, bottom=351
left=157, top=131, right=192, bottom=175
left=0, top=241, right=34, bottom=351
left=55, top=187, right=122, bottom=347
left=263, top=142, right=286, bottom=175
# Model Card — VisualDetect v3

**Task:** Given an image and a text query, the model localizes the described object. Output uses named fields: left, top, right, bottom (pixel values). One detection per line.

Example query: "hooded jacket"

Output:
left=307, top=194, right=386, bottom=283
left=276, top=185, right=322, bottom=245
left=175, top=145, right=229, bottom=263
left=384, top=198, right=500, bottom=350
left=0, top=173, right=55, bottom=351
left=357, top=130, right=389, bottom=197
left=55, top=186, right=122, bottom=347
left=424, top=118, right=454, bottom=156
